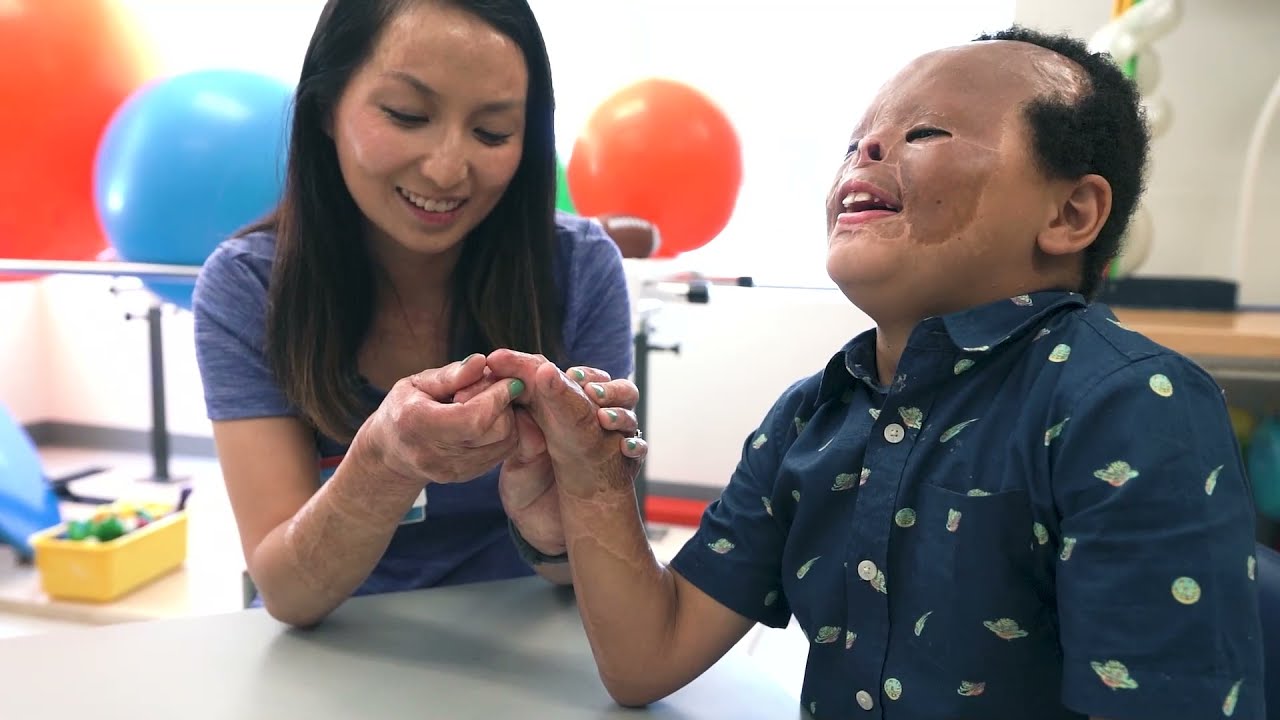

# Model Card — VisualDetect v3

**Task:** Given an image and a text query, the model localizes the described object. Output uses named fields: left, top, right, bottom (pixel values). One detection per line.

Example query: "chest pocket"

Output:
left=899, top=483, right=1058, bottom=677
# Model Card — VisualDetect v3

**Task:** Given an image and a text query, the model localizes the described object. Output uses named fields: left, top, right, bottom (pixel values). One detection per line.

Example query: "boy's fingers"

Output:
left=620, top=435, right=648, bottom=460
left=599, top=407, right=638, bottom=434
left=567, top=366, right=612, bottom=385
left=530, top=361, right=600, bottom=436
left=584, top=379, right=639, bottom=410
left=486, top=349, right=551, bottom=389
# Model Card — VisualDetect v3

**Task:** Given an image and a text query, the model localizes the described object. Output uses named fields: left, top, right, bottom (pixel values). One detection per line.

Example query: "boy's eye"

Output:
left=906, top=127, right=949, bottom=142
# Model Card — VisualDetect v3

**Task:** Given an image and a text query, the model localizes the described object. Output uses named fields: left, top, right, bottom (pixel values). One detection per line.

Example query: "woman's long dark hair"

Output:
left=245, top=0, right=563, bottom=443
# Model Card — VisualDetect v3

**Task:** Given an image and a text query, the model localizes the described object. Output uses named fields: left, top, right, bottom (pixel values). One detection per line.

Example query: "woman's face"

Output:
left=330, top=1, right=528, bottom=262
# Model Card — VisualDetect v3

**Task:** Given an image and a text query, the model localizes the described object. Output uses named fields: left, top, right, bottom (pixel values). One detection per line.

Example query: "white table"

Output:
left=0, top=577, right=805, bottom=719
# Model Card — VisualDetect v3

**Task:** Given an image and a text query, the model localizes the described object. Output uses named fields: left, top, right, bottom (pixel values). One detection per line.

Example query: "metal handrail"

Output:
left=0, top=258, right=200, bottom=281
left=0, top=257, right=198, bottom=487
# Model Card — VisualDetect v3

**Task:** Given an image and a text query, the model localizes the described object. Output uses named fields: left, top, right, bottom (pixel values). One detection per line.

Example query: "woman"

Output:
left=192, top=0, right=642, bottom=628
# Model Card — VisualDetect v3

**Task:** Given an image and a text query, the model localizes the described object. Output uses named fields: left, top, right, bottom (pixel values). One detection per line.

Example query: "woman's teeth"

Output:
left=400, top=188, right=463, bottom=212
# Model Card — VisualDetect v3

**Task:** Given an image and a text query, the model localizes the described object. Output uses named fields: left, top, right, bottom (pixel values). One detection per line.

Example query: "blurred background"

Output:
left=0, top=0, right=1277, bottom=696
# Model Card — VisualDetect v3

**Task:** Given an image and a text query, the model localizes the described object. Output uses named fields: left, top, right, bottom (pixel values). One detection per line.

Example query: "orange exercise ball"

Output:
left=567, top=79, right=742, bottom=259
left=0, top=0, right=153, bottom=280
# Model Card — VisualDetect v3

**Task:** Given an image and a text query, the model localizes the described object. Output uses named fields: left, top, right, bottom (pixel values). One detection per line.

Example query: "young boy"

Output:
left=488, top=25, right=1266, bottom=720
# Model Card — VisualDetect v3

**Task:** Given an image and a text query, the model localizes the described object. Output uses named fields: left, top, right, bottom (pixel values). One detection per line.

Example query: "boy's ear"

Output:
left=1037, top=174, right=1112, bottom=257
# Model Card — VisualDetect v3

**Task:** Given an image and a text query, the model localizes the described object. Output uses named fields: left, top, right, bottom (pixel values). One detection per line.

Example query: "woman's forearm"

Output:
left=249, top=440, right=423, bottom=627
left=532, top=561, right=574, bottom=584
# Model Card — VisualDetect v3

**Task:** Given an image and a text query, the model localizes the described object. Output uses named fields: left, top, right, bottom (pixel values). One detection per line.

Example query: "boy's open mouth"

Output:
left=841, top=191, right=901, bottom=214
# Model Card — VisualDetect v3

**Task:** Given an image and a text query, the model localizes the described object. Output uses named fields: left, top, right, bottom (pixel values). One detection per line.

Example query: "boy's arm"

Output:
left=555, top=486, right=758, bottom=707
left=558, top=397, right=799, bottom=706
left=1049, top=355, right=1265, bottom=720
left=492, top=351, right=799, bottom=706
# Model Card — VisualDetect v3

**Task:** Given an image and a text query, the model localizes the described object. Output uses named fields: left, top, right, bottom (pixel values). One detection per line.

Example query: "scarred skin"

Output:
left=488, top=41, right=1121, bottom=720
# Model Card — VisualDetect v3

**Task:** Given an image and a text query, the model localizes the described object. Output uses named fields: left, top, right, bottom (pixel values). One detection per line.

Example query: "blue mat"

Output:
left=0, top=404, right=61, bottom=560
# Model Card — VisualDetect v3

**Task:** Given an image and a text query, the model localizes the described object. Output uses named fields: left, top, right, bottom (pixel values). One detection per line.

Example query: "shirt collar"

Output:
left=938, top=290, right=1086, bottom=353
left=817, top=327, right=877, bottom=401
left=817, top=290, right=1087, bottom=401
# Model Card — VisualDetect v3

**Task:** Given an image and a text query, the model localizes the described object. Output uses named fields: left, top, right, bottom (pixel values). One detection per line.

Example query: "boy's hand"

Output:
left=484, top=350, right=644, bottom=499
left=564, top=365, right=647, bottom=461
left=456, top=356, right=648, bottom=462
left=454, top=355, right=647, bottom=552
left=498, top=408, right=562, bottom=554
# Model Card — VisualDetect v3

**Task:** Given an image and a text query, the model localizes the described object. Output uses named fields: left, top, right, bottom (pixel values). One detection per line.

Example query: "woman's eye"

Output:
left=476, top=130, right=513, bottom=146
left=382, top=107, right=427, bottom=126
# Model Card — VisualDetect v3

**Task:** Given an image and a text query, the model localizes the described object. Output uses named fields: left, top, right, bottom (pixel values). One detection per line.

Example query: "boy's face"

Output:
left=825, top=41, right=1086, bottom=321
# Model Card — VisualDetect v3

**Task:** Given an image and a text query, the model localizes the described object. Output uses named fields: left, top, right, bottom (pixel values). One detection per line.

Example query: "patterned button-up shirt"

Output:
left=670, top=291, right=1265, bottom=719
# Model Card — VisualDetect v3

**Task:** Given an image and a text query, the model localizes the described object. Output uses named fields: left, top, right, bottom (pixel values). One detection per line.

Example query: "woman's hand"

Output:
left=354, top=354, right=523, bottom=493
left=483, top=350, right=645, bottom=499
left=453, top=355, right=648, bottom=556
left=454, top=361, right=648, bottom=461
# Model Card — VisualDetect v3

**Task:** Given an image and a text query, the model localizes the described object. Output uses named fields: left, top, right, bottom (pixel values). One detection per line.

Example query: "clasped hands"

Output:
left=358, top=349, right=645, bottom=557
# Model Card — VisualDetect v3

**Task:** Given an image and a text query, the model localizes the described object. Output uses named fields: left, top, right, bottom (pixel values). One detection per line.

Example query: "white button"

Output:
left=883, top=423, right=905, bottom=443
left=857, top=560, right=877, bottom=581
left=856, top=690, right=873, bottom=710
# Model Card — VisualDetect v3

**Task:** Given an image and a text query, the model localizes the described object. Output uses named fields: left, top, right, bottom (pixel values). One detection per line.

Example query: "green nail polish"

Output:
left=572, top=368, right=586, bottom=381
left=509, top=379, right=525, bottom=397
left=592, top=383, right=605, bottom=399
left=606, top=409, right=618, bottom=422
left=626, top=438, right=639, bottom=451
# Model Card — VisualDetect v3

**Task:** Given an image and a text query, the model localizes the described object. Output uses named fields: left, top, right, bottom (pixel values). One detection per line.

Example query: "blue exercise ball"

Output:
left=93, top=69, right=293, bottom=309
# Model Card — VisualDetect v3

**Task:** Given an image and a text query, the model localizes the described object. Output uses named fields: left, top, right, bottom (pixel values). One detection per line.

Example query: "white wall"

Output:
left=1017, top=0, right=1280, bottom=308
left=37, top=275, right=211, bottom=436
left=0, top=283, right=48, bottom=424
left=2, top=0, right=1277, bottom=491
left=637, top=283, right=872, bottom=489
left=545, top=0, right=1017, bottom=288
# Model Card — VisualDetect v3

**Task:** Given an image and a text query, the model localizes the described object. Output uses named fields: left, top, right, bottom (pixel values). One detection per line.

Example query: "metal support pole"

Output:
left=631, top=314, right=678, bottom=542
left=633, top=320, right=650, bottom=521
left=148, top=305, right=171, bottom=481
left=631, top=282, right=701, bottom=536
left=124, top=303, right=184, bottom=484
left=0, top=258, right=197, bottom=488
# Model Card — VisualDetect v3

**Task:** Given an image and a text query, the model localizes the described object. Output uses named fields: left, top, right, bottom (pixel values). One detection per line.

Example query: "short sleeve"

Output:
left=560, top=218, right=634, bottom=381
left=1050, top=355, right=1265, bottom=719
left=669, top=386, right=805, bottom=629
left=191, top=242, right=294, bottom=421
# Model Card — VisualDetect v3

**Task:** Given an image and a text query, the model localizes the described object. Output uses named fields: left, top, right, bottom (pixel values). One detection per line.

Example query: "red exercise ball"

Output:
left=567, top=79, right=742, bottom=259
left=0, top=0, right=153, bottom=280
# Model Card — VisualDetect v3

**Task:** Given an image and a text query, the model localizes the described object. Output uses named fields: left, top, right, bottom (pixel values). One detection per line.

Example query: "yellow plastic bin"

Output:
left=29, top=502, right=188, bottom=603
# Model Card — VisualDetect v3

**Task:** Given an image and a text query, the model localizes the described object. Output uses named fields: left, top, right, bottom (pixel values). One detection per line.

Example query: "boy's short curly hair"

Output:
left=975, top=26, right=1151, bottom=299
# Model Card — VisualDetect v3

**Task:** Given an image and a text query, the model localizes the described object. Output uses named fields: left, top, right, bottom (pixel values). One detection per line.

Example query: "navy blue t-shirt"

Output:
left=671, top=291, right=1265, bottom=720
left=193, top=212, right=634, bottom=597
